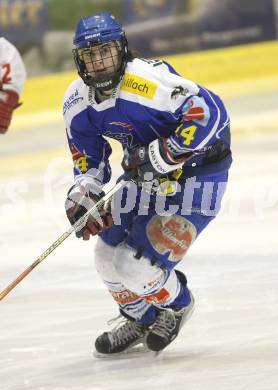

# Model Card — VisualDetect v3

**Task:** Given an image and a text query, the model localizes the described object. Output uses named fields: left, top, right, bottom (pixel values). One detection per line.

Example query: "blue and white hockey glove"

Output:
left=65, top=182, right=113, bottom=240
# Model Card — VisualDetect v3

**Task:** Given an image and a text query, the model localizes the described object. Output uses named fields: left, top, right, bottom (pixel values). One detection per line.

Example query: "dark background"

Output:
left=0, top=0, right=277, bottom=73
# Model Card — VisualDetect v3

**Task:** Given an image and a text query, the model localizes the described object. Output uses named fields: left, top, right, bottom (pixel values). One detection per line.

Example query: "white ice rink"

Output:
left=0, top=86, right=278, bottom=390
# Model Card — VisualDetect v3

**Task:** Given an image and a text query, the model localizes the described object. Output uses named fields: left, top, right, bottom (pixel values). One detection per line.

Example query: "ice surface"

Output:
left=0, top=96, right=278, bottom=390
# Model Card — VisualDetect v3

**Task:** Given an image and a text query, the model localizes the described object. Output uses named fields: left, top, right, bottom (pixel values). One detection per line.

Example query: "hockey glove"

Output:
left=122, top=138, right=192, bottom=195
left=0, top=89, right=20, bottom=134
left=65, top=184, right=113, bottom=240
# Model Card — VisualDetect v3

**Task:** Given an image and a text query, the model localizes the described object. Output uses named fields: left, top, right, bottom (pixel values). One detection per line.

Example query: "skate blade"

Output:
left=93, top=344, right=157, bottom=359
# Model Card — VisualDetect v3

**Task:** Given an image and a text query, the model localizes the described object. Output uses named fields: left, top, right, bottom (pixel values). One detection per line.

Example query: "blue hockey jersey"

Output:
left=63, top=58, right=232, bottom=185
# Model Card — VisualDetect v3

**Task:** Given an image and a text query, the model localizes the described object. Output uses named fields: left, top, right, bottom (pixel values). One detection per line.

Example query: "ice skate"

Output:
left=95, top=316, right=148, bottom=357
left=146, top=292, right=195, bottom=352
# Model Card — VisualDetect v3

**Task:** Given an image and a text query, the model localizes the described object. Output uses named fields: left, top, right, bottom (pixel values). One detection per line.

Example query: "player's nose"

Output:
left=94, top=59, right=105, bottom=70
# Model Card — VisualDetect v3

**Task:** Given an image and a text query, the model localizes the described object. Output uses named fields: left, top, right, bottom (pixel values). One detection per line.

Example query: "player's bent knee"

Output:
left=113, top=242, right=165, bottom=295
left=113, top=243, right=182, bottom=305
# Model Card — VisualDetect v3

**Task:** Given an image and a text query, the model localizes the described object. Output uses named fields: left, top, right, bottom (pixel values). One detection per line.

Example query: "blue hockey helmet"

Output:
left=73, top=12, right=128, bottom=90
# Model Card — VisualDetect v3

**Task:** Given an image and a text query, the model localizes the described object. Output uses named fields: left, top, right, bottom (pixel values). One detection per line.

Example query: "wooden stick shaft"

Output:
left=0, top=179, right=128, bottom=301
left=0, top=229, right=72, bottom=301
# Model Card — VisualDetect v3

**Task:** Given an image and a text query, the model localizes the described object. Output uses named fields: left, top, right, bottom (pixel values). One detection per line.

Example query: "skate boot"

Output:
left=146, top=291, right=195, bottom=352
left=95, top=316, right=148, bottom=355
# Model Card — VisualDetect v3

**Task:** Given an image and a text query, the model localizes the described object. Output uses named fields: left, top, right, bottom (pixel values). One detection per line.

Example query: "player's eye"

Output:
left=79, top=50, right=90, bottom=60
left=100, top=45, right=111, bottom=56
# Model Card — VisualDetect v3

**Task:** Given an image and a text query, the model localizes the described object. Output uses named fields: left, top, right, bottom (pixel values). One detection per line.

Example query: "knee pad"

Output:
left=113, top=243, right=181, bottom=305
left=113, top=242, right=164, bottom=293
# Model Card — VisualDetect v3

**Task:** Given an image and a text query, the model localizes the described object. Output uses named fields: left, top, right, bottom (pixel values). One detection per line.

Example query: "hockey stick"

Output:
left=0, top=178, right=131, bottom=301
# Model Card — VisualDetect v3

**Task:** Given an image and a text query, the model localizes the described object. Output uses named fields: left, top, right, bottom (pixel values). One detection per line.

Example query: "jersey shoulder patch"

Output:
left=182, top=95, right=210, bottom=126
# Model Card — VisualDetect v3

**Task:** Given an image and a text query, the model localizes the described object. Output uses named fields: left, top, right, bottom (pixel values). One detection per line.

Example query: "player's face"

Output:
left=78, top=41, right=120, bottom=80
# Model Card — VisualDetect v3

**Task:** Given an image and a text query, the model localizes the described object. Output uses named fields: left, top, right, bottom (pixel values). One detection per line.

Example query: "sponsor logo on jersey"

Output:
left=63, top=89, right=83, bottom=114
left=171, top=86, right=189, bottom=99
left=121, top=73, right=157, bottom=99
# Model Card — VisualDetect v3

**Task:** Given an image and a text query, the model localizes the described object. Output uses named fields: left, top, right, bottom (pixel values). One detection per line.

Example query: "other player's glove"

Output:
left=0, top=89, right=20, bottom=134
left=65, top=183, right=113, bottom=240
left=122, top=138, right=192, bottom=195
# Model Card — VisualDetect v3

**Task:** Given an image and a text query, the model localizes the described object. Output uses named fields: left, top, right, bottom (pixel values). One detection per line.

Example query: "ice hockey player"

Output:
left=64, top=11, right=232, bottom=356
left=0, top=37, right=26, bottom=134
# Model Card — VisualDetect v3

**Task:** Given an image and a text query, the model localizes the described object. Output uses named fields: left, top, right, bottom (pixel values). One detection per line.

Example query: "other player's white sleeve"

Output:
left=0, top=37, right=26, bottom=95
